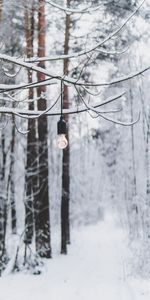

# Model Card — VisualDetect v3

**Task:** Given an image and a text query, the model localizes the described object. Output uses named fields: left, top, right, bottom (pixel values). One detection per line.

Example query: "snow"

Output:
left=0, top=213, right=150, bottom=300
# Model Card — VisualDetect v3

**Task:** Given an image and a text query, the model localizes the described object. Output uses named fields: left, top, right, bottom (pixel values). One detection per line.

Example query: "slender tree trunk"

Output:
left=36, top=0, right=51, bottom=258
left=128, top=59, right=138, bottom=238
left=0, top=131, right=7, bottom=272
left=10, top=125, right=17, bottom=234
left=138, top=70, right=150, bottom=238
left=130, top=88, right=137, bottom=196
left=129, top=87, right=139, bottom=238
left=10, top=178, right=16, bottom=233
left=6, top=118, right=17, bottom=234
left=0, top=134, right=5, bottom=254
left=61, top=0, right=71, bottom=254
left=24, top=5, right=37, bottom=245
left=0, top=0, right=3, bottom=22
left=138, top=63, right=150, bottom=237
left=0, top=3, right=7, bottom=273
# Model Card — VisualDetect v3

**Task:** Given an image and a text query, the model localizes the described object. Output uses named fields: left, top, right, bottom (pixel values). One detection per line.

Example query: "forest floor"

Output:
left=0, top=213, right=150, bottom=300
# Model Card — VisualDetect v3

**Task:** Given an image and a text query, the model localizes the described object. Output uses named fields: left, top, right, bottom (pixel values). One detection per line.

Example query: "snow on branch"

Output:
left=75, top=87, right=140, bottom=127
left=0, top=52, right=150, bottom=90
left=46, top=0, right=103, bottom=14
left=0, top=92, right=125, bottom=119
left=25, top=0, right=145, bottom=63
left=0, top=77, right=56, bottom=93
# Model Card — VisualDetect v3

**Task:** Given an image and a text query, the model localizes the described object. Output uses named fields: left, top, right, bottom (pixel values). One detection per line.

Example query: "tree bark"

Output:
left=0, top=0, right=3, bottom=22
left=24, top=5, right=38, bottom=245
left=61, top=0, right=71, bottom=254
left=0, top=130, right=7, bottom=272
left=0, top=1, right=7, bottom=273
left=36, top=0, right=51, bottom=258
left=6, top=118, right=17, bottom=234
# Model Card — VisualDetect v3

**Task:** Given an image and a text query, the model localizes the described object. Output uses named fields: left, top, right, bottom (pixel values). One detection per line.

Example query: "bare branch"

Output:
left=75, top=87, right=140, bottom=126
left=0, top=92, right=125, bottom=118
left=14, top=120, right=29, bottom=135
left=0, top=53, right=150, bottom=89
left=95, top=46, right=130, bottom=56
left=97, top=111, right=141, bottom=126
left=3, top=92, right=41, bottom=103
left=2, top=65, right=21, bottom=78
left=0, top=118, right=9, bottom=130
left=17, top=93, right=61, bottom=119
left=0, top=76, right=56, bottom=93
left=82, top=86, right=102, bottom=96
left=46, top=0, right=103, bottom=14
left=25, top=0, right=145, bottom=63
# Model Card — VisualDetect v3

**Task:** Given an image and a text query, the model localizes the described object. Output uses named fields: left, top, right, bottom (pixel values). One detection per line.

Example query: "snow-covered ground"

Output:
left=0, top=213, right=150, bottom=300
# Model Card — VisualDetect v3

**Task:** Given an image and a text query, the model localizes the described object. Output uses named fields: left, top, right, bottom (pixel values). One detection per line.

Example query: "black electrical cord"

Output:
left=60, top=80, right=63, bottom=119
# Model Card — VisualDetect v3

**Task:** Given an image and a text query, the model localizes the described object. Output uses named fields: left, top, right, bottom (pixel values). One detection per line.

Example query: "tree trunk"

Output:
left=61, top=0, right=71, bottom=254
left=36, top=0, right=51, bottom=258
left=6, top=118, right=17, bottom=234
left=0, top=0, right=3, bottom=22
left=138, top=58, right=150, bottom=237
left=24, top=5, right=37, bottom=245
left=0, top=131, right=7, bottom=272
left=0, top=2, right=7, bottom=273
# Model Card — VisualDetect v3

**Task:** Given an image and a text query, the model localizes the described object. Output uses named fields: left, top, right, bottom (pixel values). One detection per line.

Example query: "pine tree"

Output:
left=24, top=3, right=36, bottom=247
left=61, top=0, right=71, bottom=254
left=36, top=0, right=51, bottom=258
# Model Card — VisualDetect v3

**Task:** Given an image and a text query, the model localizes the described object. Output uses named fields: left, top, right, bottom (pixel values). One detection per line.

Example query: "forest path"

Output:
left=0, top=213, right=149, bottom=300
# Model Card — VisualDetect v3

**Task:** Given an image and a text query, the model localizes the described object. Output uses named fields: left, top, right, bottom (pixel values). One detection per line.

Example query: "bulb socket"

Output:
left=57, top=116, right=67, bottom=135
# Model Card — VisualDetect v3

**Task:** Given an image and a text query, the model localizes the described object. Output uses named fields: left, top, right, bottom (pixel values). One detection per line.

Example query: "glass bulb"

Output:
left=57, top=134, right=68, bottom=149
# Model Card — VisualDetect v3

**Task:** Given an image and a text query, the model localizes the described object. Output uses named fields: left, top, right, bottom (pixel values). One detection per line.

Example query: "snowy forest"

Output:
left=0, top=0, right=150, bottom=299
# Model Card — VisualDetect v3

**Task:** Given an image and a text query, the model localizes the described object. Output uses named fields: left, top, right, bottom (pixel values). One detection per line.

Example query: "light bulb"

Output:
left=57, top=134, right=68, bottom=149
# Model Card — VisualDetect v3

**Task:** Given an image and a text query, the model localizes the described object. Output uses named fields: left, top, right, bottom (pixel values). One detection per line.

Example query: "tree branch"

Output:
left=0, top=92, right=125, bottom=118
left=0, top=53, right=150, bottom=90
left=25, top=0, right=145, bottom=63
left=46, top=0, right=103, bottom=14
left=75, top=87, right=140, bottom=126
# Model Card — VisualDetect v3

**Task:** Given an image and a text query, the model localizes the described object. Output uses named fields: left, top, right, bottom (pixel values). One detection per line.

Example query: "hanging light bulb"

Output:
left=57, top=116, right=68, bottom=149
left=57, top=134, right=68, bottom=149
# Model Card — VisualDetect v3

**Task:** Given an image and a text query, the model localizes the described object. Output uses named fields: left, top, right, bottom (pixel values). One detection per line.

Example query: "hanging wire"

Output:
left=61, top=80, right=63, bottom=118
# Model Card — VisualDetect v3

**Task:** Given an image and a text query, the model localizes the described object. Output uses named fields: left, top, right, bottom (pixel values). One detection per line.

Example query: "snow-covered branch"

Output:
left=25, top=0, right=145, bottom=63
left=0, top=53, right=150, bottom=91
left=0, top=77, right=56, bottom=93
left=0, top=92, right=125, bottom=118
left=46, top=0, right=103, bottom=14
left=75, top=87, right=140, bottom=126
